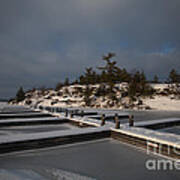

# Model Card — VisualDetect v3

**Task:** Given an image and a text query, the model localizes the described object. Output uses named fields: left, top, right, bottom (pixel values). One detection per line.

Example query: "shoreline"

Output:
left=8, top=83, right=180, bottom=112
left=8, top=101, right=180, bottom=112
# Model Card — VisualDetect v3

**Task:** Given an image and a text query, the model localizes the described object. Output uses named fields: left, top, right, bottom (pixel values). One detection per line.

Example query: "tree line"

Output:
left=15, top=53, right=180, bottom=103
left=57, top=53, right=179, bottom=86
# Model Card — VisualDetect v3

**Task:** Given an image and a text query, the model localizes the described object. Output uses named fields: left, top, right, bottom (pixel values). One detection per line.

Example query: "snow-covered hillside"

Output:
left=11, top=83, right=180, bottom=111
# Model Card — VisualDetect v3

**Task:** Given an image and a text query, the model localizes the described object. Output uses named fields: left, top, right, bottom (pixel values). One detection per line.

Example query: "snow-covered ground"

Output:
left=143, top=96, right=180, bottom=111
left=0, top=102, right=9, bottom=111
left=11, top=83, right=180, bottom=111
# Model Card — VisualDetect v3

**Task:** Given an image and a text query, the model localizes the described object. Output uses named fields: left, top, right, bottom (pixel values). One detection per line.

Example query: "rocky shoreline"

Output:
left=10, top=83, right=180, bottom=111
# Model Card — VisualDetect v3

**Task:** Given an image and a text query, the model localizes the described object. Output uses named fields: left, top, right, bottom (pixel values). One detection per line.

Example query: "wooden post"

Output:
left=47, top=107, right=50, bottom=111
left=75, top=109, right=78, bottom=115
left=101, top=114, right=106, bottom=126
left=70, top=111, right=74, bottom=118
left=81, top=110, right=84, bottom=117
left=115, top=113, right=120, bottom=129
left=65, top=109, right=68, bottom=117
left=129, top=115, right=134, bottom=127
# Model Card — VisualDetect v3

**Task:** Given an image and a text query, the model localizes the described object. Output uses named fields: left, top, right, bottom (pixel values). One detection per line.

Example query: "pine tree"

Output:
left=169, top=69, right=178, bottom=83
left=84, top=67, right=94, bottom=84
left=98, top=52, right=117, bottom=93
left=16, top=87, right=25, bottom=102
left=153, top=75, right=159, bottom=83
left=55, top=82, right=63, bottom=91
left=100, top=70, right=107, bottom=83
left=83, top=85, right=93, bottom=106
left=118, top=68, right=131, bottom=82
left=128, top=71, right=153, bottom=98
left=79, top=75, right=86, bottom=85
left=64, top=78, right=69, bottom=86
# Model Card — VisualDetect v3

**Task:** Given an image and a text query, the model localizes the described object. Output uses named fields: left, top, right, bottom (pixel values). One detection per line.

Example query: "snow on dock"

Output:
left=0, top=103, right=179, bottom=158
left=0, top=126, right=110, bottom=154
left=134, top=117, right=180, bottom=129
left=0, top=112, right=52, bottom=119
left=66, top=115, right=114, bottom=128
left=0, top=126, right=110, bottom=144
left=88, top=113, right=129, bottom=120
left=0, top=116, right=67, bottom=126
left=112, top=126, right=180, bottom=149
left=0, top=110, right=40, bottom=114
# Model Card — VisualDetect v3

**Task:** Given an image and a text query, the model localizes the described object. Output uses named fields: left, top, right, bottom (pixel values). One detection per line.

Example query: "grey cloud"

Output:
left=0, top=0, right=180, bottom=97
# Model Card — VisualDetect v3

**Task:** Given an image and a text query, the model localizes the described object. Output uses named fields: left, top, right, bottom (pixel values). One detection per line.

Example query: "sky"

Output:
left=0, top=0, right=180, bottom=98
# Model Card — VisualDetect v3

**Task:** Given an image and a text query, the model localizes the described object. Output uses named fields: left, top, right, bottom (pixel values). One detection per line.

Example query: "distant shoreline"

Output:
left=0, top=99, right=8, bottom=102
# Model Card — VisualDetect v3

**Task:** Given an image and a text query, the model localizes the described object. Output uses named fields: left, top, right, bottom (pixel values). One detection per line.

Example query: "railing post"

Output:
left=65, top=109, right=68, bottom=117
left=101, top=114, right=106, bottom=126
left=129, top=115, right=134, bottom=127
left=70, top=110, right=74, bottom=118
left=81, top=110, right=84, bottom=117
left=115, top=113, right=120, bottom=129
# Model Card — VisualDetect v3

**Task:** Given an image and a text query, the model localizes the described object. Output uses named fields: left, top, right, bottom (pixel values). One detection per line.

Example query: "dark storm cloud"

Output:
left=0, top=0, right=180, bottom=98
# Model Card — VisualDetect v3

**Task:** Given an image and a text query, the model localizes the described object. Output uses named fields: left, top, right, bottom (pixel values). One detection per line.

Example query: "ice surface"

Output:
left=0, top=168, right=96, bottom=180
left=0, top=169, right=46, bottom=180
left=0, top=117, right=62, bottom=124
left=134, top=117, right=180, bottom=127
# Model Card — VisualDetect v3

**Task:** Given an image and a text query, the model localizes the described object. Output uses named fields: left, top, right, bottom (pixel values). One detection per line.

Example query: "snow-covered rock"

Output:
left=11, top=83, right=180, bottom=111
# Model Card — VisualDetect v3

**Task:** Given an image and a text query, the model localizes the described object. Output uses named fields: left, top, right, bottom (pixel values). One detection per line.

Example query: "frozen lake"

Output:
left=0, top=103, right=180, bottom=179
left=0, top=102, right=30, bottom=112
left=0, top=139, right=179, bottom=180
left=0, top=123, right=79, bottom=135
left=158, top=125, right=180, bottom=135
left=2, top=102, right=180, bottom=122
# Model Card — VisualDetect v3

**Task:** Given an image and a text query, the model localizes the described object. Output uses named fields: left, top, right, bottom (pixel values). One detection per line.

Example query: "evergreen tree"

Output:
left=72, top=80, right=79, bottom=85
left=128, top=71, right=153, bottom=98
left=83, top=85, right=93, bottom=106
left=118, top=68, right=131, bottom=82
left=79, top=75, right=86, bottom=85
left=153, top=75, right=159, bottom=83
left=55, top=82, right=63, bottom=91
left=64, top=78, right=69, bottom=86
left=169, top=69, right=179, bottom=83
left=16, top=87, right=25, bottom=102
left=84, top=67, right=94, bottom=84
left=99, top=70, right=108, bottom=83
left=78, top=67, right=98, bottom=85
left=98, top=53, right=117, bottom=93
